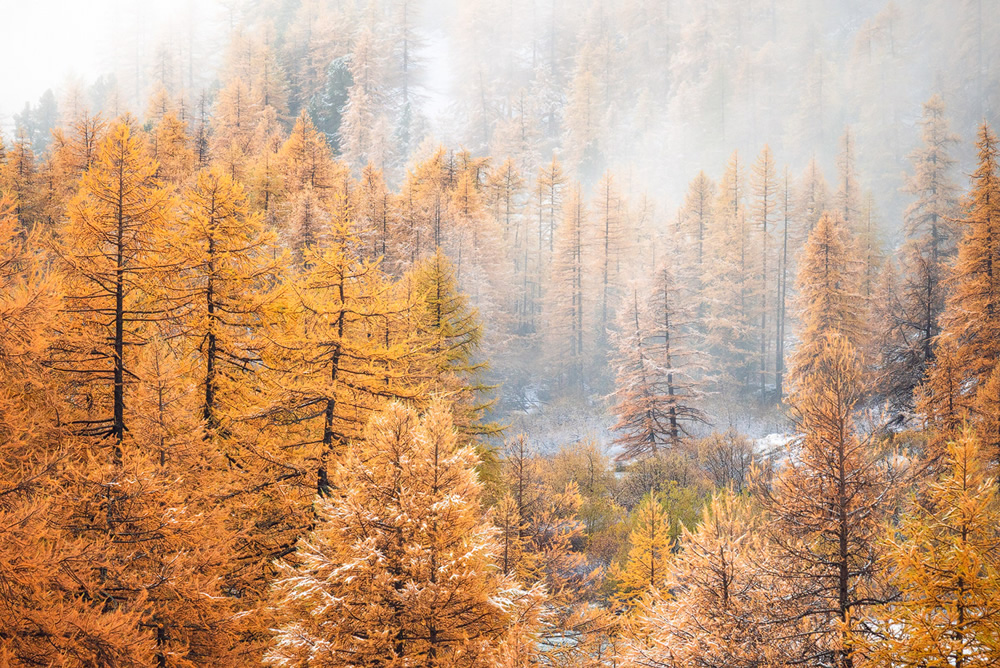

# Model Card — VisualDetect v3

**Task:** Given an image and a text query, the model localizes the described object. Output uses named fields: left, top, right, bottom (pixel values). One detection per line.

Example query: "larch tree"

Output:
left=678, top=170, right=715, bottom=297
left=287, top=186, right=329, bottom=265
left=149, top=110, right=195, bottom=184
left=278, top=109, right=341, bottom=200
left=915, top=342, right=972, bottom=464
left=408, top=248, right=492, bottom=433
left=751, top=145, right=778, bottom=397
left=390, top=0, right=425, bottom=160
left=245, top=118, right=285, bottom=224
left=266, top=402, right=545, bottom=667
left=972, top=364, right=1000, bottom=463
left=0, top=128, right=40, bottom=229
left=871, top=257, right=920, bottom=417
left=547, top=185, right=588, bottom=394
left=593, top=170, right=624, bottom=340
left=211, top=77, right=263, bottom=180
left=620, top=492, right=798, bottom=668
left=50, top=123, right=245, bottom=667
left=791, top=212, right=866, bottom=381
left=49, top=110, right=106, bottom=199
left=0, top=195, right=151, bottom=665
left=281, top=0, right=337, bottom=116
left=536, top=154, right=566, bottom=257
left=485, top=159, right=530, bottom=329
left=167, top=165, right=279, bottom=437
left=760, top=333, right=899, bottom=668
left=53, top=120, right=172, bottom=449
left=354, top=162, right=393, bottom=262
left=902, top=116, right=963, bottom=357
left=398, top=147, right=449, bottom=259
left=834, top=126, right=862, bottom=232
left=875, top=98, right=961, bottom=414
left=487, top=157, right=524, bottom=244
left=798, top=157, right=829, bottom=241
left=449, top=166, right=489, bottom=261
left=776, top=167, right=795, bottom=400
left=73, top=349, right=245, bottom=666
left=563, top=65, right=603, bottom=178
left=266, top=231, right=417, bottom=496
left=922, top=124, right=1000, bottom=450
left=339, top=27, right=392, bottom=173
left=611, top=491, right=673, bottom=610
left=611, top=266, right=707, bottom=461
left=248, top=25, right=290, bottom=119
left=857, top=193, right=884, bottom=303
left=862, top=428, right=1000, bottom=667
left=702, top=151, right=756, bottom=393
left=531, top=155, right=566, bottom=329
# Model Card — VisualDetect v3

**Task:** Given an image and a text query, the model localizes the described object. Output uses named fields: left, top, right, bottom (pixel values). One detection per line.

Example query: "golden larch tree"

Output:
left=620, top=492, right=800, bottom=668
left=862, top=428, right=1000, bottom=667
left=53, top=119, right=172, bottom=447
left=922, top=124, right=1000, bottom=455
left=791, top=211, right=866, bottom=382
left=612, top=491, right=673, bottom=610
left=266, top=402, right=545, bottom=667
left=0, top=194, right=152, bottom=665
left=760, top=333, right=899, bottom=668
left=168, top=165, right=279, bottom=437
left=265, top=228, right=417, bottom=495
left=51, top=125, right=246, bottom=666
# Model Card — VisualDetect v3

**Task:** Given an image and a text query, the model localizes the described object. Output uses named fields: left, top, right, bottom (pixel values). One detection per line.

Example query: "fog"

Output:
left=0, top=0, right=226, bottom=130
left=7, top=0, right=998, bottom=234
left=4, top=0, right=1000, bottom=437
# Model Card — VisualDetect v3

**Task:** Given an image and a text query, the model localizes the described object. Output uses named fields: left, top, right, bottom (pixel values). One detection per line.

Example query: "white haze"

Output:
left=3, top=0, right=999, bottom=240
left=0, top=0, right=225, bottom=131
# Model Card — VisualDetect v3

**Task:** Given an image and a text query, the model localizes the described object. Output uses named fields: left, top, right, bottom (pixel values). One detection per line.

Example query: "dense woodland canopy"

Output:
left=2, top=0, right=1000, bottom=666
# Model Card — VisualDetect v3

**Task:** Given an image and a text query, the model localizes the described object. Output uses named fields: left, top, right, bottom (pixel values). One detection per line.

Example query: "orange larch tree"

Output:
left=760, top=333, right=899, bottom=668
left=168, top=165, right=280, bottom=437
left=266, top=402, right=545, bottom=667
left=791, top=211, right=866, bottom=382
left=52, top=119, right=173, bottom=448
left=922, top=124, right=1000, bottom=460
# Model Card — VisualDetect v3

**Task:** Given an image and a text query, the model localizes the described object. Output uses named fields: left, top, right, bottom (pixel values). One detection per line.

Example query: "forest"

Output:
left=1, top=0, right=1000, bottom=665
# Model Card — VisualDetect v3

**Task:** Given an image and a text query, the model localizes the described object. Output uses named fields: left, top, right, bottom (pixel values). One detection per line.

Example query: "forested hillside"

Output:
left=2, top=0, right=1000, bottom=666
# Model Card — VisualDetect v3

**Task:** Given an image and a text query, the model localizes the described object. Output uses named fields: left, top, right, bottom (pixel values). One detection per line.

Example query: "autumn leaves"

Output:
left=0, top=114, right=495, bottom=664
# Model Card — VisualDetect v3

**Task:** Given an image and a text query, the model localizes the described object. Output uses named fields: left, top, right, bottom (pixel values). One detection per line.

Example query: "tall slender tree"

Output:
left=168, top=166, right=279, bottom=435
left=760, top=333, right=899, bottom=668
left=776, top=168, right=794, bottom=400
left=548, top=185, right=587, bottom=393
left=834, top=127, right=862, bottom=232
left=593, top=170, right=623, bottom=339
left=924, top=124, right=1000, bottom=415
left=611, top=266, right=707, bottom=461
left=53, top=120, right=172, bottom=449
left=751, top=145, right=778, bottom=397
left=791, top=212, right=866, bottom=381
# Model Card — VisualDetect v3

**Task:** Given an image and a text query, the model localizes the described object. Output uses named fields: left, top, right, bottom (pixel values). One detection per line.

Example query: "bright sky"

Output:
left=1, top=1, right=107, bottom=124
left=0, top=0, right=205, bottom=131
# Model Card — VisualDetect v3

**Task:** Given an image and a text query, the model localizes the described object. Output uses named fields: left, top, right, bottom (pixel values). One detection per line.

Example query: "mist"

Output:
left=8, top=1, right=998, bottom=227
left=5, top=1, right=1000, bottom=663
left=5, top=0, right=1000, bottom=435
